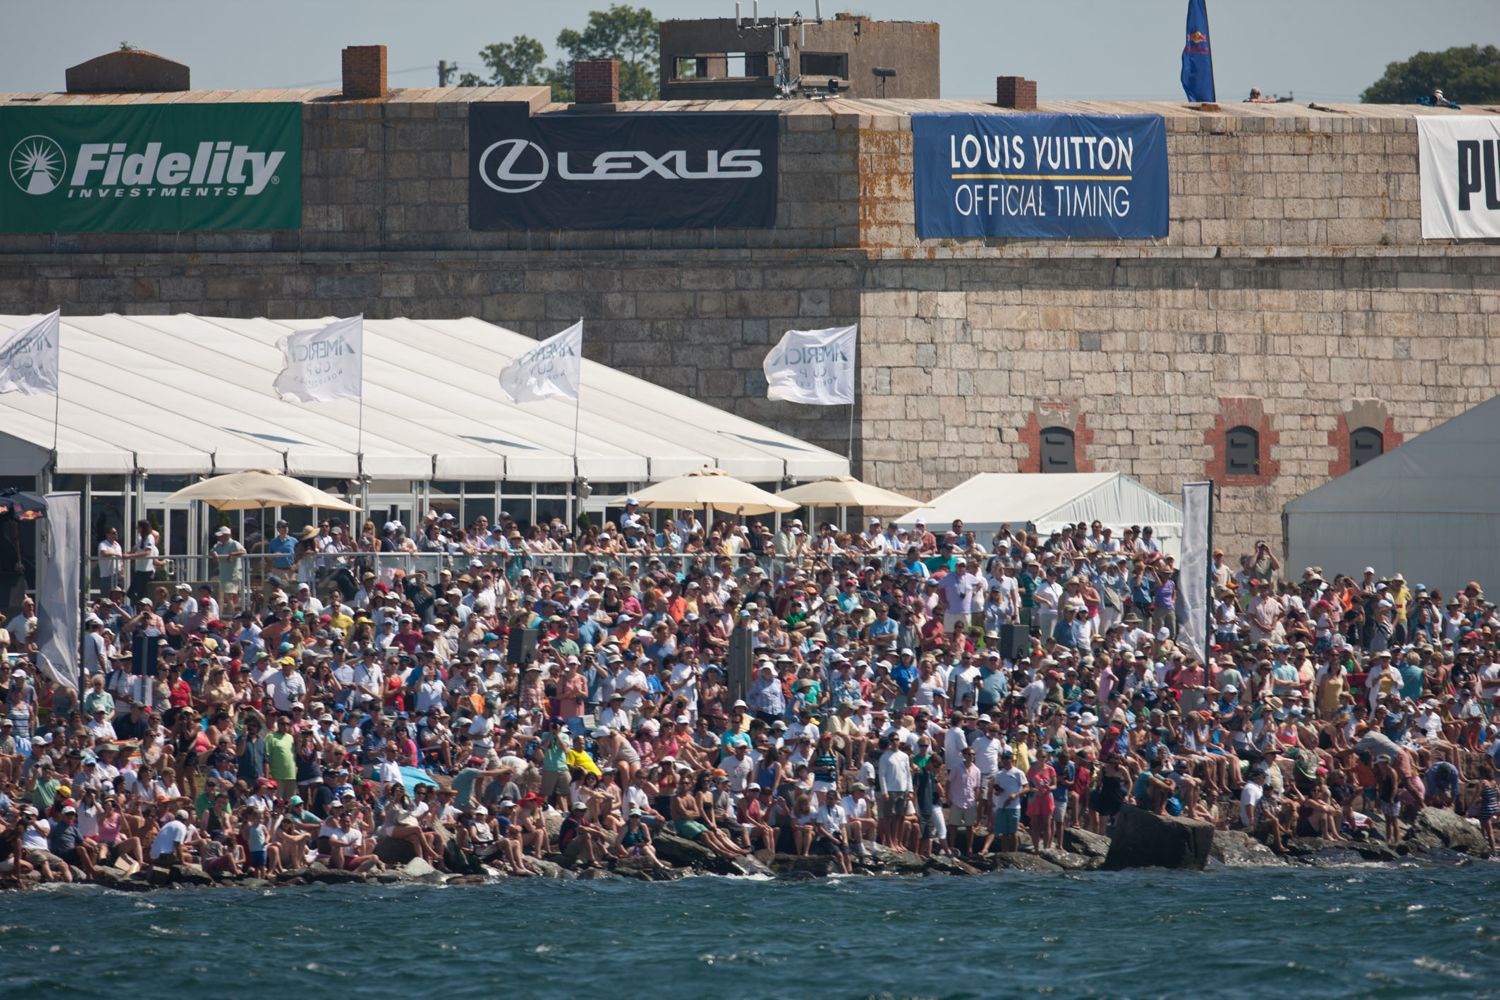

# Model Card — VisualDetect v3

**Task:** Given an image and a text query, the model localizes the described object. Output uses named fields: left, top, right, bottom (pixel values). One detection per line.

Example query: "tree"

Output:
left=460, top=6, right=659, bottom=102
left=456, top=36, right=552, bottom=89
left=551, top=4, right=660, bottom=102
left=1361, top=45, right=1500, bottom=105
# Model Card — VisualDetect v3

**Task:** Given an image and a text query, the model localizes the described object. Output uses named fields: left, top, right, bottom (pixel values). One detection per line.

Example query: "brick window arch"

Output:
left=1039, top=426, right=1076, bottom=473
left=1349, top=426, right=1384, bottom=469
left=1224, top=425, right=1260, bottom=477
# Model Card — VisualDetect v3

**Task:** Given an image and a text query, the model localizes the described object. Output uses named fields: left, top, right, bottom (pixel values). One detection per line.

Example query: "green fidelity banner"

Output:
left=0, top=102, right=301, bottom=232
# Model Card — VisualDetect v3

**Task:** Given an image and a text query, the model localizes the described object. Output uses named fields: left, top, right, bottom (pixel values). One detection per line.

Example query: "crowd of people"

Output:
left=3, top=503, right=1499, bottom=886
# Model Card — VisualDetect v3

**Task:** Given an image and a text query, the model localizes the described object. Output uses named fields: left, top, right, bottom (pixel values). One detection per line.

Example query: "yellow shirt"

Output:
left=1013, top=742, right=1032, bottom=773
left=1391, top=586, right=1410, bottom=624
left=566, top=748, right=601, bottom=777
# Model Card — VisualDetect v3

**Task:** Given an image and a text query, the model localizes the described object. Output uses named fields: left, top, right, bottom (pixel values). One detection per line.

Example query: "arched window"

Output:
left=1039, top=426, right=1076, bottom=473
left=1225, top=425, right=1260, bottom=476
left=1350, top=426, right=1384, bottom=469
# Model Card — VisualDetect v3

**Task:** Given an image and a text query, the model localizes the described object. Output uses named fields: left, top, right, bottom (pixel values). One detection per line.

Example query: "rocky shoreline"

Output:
left=18, top=805, right=1493, bottom=893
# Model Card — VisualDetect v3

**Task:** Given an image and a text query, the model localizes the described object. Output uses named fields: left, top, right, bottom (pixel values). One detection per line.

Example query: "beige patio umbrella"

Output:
left=164, top=469, right=363, bottom=512
left=629, top=468, right=798, bottom=518
left=776, top=475, right=926, bottom=513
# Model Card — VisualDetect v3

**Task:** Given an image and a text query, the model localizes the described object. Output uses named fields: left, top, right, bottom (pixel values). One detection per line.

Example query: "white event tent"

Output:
left=0, top=313, right=847, bottom=557
left=896, top=472, right=1183, bottom=558
left=1284, top=395, right=1500, bottom=594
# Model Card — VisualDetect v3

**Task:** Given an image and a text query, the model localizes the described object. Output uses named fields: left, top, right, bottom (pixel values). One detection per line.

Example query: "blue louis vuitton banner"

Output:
left=911, top=113, right=1169, bottom=240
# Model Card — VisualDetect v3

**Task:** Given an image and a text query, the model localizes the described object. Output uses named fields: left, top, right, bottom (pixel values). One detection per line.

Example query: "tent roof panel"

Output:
left=0, top=313, right=848, bottom=484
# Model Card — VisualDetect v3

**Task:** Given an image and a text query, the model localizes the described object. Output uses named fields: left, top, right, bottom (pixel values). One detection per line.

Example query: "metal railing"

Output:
left=87, top=546, right=924, bottom=609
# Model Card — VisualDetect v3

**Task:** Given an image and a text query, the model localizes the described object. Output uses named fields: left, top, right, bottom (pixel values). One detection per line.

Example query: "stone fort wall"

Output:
left=0, top=88, right=1495, bottom=561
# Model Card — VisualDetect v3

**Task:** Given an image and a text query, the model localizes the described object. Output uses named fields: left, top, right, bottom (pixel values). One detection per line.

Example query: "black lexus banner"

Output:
left=469, top=106, right=779, bottom=230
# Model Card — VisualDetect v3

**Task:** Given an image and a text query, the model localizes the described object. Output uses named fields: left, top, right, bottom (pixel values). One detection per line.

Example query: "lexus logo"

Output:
left=478, top=139, right=549, bottom=194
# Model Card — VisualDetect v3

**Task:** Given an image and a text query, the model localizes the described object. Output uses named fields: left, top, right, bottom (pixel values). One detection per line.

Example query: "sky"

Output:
left=0, top=0, right=1495, bottom=103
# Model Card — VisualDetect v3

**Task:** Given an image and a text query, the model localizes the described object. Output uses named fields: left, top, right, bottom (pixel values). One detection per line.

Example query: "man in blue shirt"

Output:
left=891, top=648, right=919, bottom=698
left=867, top=604, right=899, bottom=652
left=266, top=520, right=297, bottom=571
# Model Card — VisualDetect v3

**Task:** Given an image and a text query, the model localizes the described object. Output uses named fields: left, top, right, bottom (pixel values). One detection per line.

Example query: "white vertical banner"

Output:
left=35, top=492, right=81, bottom=691
left=273, top=315, right=363, bottom=402
left=499, top=321, right=583, bottom=404
left=764, top=325, right=857, bottom=405
left=1418, top=117, right=1500, bottom=239
left=1178, top=481, right=1212, bottom=663
left=0, top=309, right=61, bottom=396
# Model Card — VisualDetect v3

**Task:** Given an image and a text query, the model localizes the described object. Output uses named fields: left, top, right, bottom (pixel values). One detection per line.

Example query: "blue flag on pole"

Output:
left=1180, top=0, right=1215, bottom=103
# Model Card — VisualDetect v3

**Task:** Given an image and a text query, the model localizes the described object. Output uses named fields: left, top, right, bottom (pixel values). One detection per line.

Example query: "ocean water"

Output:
left=4, top=865, right=1500, bottom=999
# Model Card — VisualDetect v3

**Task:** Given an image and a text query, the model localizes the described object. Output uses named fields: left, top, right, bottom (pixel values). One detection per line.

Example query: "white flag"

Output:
left=499, top=321, right=583, bottom=404
left=764, top=324, right=856, bottom=405
left=0, top=310, right=60, bottom=396
left=273, top=315, right=363, bottom=403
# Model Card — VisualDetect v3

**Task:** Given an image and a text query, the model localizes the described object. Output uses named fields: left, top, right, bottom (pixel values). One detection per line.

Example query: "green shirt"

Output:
left=266, top=731, right=297, bottom=781
left=32, top=777, right=60, bottom=810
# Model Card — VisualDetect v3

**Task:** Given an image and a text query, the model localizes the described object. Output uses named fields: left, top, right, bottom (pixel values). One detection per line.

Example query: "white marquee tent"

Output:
left=0, top=313, right=848, bottom=483
left=895, top=472, right=1183, bottom=558
left=1285, top=395, right=1500, bottom=593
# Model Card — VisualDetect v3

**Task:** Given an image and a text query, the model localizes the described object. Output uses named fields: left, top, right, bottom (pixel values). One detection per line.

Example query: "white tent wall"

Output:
left=895, top=472, right=1184, bottom=560
left=1286, top=512, right=1500, bottom=596
left=1283, top=394, right=1500, bottom=594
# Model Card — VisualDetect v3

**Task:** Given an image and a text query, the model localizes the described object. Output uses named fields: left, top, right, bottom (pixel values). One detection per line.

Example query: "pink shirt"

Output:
left=947, top=763, right=981, bottom=809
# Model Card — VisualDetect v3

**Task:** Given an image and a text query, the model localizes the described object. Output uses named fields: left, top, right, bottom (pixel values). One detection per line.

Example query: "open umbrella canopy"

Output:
left=776, top=475, right=926, bottom=513
left=0, top=487, right=48, bottom=520
left=629, top=468, right=797, bottom=516
left=164, top=469, right=362, bottom=512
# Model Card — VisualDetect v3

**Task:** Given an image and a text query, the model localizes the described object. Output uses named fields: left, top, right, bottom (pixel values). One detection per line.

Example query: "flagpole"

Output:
left=51, top=377, right=60, bottom=466
left=1203, top=0, right=1217, bottom=101
left=570, top=318, right=583, bottom=527
left=571, top=336, right=582, bottom=464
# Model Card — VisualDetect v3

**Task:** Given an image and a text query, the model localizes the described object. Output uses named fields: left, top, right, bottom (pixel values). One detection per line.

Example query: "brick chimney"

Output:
left=341, top=45, right=387, bottom=99
left=996, top=76, right=1037, bottom=110
left=574, top=59, right=620, bottom=104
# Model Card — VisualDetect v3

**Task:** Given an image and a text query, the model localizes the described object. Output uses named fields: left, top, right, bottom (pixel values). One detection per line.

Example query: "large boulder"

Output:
left=1062, top=827, right=1112, bottom=862
left=374, top=837, right=418, bottom=865
left=923, top=854, right=981, bottom=876
left=93, top=868, right=153, bottom=893
left=401, top=858, right=437, bottom=878
left=524, top=856, right=574, bottom=879
left=652, top=832, right=718, bottom=869
left=1210, top=829, right=1285, bottom=867
left=865, top=846, right=928, bottom=876
left=1102, top=805, right=1214, bottom=871
left=1405, top=808, right=1489, bottom=856
left=1037, top=846, right=1096, bottom=871
left=992, top=852, right=1064, bottom=873
left=769, top=853, right=835, bottom=877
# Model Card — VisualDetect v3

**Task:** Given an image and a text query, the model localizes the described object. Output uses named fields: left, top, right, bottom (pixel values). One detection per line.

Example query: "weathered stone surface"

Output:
left=374, top=837, right=417, bottom=865
left=1405, top=808, right=1490, bottom=856
left=769, top=853, right=835, bottom=877
left=1211, top=829, right=1286, bottom=867
left=992, top=852, right=1065, bottom=873
left=1037, top=847, right=1096, bottom=871
left=652, top=832, right=718, bottom=868
left=524, top=857, right=574, bottom=879
left=1103, top=806, right=1214, bottom=871
left=401, top=858, right=437, bottom=878
left=1062, top=827, right=1112, bottom=861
